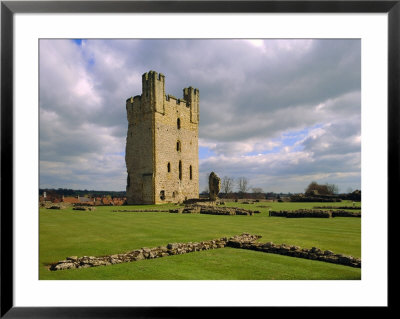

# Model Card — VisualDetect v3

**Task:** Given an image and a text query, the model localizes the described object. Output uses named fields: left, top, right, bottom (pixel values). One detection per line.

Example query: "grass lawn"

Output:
left=39, top=200, right=361, bottom=280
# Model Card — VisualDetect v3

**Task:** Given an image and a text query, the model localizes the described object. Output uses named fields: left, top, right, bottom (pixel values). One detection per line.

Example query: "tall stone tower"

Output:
left=125, top=70, right=199, bottom=204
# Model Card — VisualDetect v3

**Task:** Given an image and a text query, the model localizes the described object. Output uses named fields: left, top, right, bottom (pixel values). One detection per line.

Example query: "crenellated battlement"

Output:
left=166, top=94, right=188, bottom=106
left=142, top=70, right=165, bottom=82
left=126, top=95, right=142, bottom=112
left=183, top=86, right=199, bottom=124
left=126, top=95, right=142, bottom=103
left=127, top=70, right=199, bottom=118
left=183, top=86, right=199, bottom=97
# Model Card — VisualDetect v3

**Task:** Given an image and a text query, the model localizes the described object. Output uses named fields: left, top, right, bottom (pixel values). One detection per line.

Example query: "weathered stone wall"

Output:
left=331, top=211, right=361, bottom=217
left=50, top=233, right=259, bottom=271
left=154, top=92, right=199, bottom=203
left=73, top=206, right=96, bottom=211
left=313, top=206, right=361, bottom=210
left=227, top=241, right=361, bottom=268
left=126, top=71, right=199, bottom=204
left=269, top=209, right=361, bottom=218
left=169, top=205, right=261, bottom=216
left=112, top=209, right=170, bottom=213
left=290, top=194, right=341, bottom=202
left=50, top=233, right=360, bottom=271
left=126, top=94, right=154, bottom=204
left=43, top=202, right=71, bottom=209
left=209, top=172, right=221, bottom=201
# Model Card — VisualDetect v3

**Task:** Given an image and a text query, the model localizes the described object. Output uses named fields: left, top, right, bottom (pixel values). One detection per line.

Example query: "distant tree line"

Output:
left=201, top=176, right=360, bottom=201
left=201, top=176, right=269, bottom=199
left=39, top=188, right=126, bottom=198
left=219, top=176, right=264, bottom=199
left=340, top=189, right=361, bottom=201
left=304, top=181, right=339, bottom=196
left=290, top=181, right=360, bottom=202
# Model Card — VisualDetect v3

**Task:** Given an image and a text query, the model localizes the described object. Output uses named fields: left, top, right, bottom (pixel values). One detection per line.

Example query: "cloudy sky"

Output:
left=39, top=39, right=361, bottom=193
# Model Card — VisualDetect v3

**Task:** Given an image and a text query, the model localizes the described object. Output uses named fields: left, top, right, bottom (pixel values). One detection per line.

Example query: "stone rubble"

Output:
left=45, top=203, right=71, bottom=210
left=330, top=211, right=361, bottom=218
left=49, top=234, right=248, bottom=271
left=226, top=240, right=361, bottom=268
left=169, top=204, right=260, bottom=216
left=49, top=233, right=361, bottom=271
left=313, top=206, right=361, bottom=210
left=73, top=206, right=96, bottom=211
left=112, top=209, right=170, bottom=213
left=269, top=209, right=361, bottom=218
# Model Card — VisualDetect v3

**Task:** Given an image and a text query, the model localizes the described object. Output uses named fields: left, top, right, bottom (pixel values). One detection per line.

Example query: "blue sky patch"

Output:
left=199, top=146, right=216, bottom=159
left=243, top=124, right=323, bottom=156
left=72, top=39, right=84, bottom=46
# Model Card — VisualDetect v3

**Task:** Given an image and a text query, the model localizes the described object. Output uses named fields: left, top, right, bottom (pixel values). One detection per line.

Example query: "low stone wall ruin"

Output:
left=49, top=233, right=360, bottom=271
left=45, top=203, right=71, bottom=210
left=290, top=195, right=341, bottom=202
left=313, top=206, right=361, bottom=210
left=169, top=205, right=260, bottom=216
left=50, top=233, right=259, bottom=271
left=112, top=209, right=170, bottom=213
left=227, top=241, right=361, bottom=268
left=269, top=209, right=361, bottom=218
left=331, top=211, right=361, bottom=217
left=73, top=206, right=96, bottom=211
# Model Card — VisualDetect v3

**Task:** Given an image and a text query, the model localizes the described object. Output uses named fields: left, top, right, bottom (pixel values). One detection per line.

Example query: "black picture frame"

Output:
left=1, top=0, right=396, bottom=317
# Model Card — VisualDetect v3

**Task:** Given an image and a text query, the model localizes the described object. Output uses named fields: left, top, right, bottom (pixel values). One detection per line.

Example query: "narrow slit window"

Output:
left=189, top=165, right=192, bottom=180
left=177, top=118, right=181, bottom=129
left=167, top=162, right=171, bottom=172
left=179, top=161, right=182, bottom=180
left=177, top=141, right=181, bottom=152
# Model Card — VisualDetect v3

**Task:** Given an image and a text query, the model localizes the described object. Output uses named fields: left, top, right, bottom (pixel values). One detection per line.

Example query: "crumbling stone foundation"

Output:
left=49, top=233, right=360, bottom=271
left=227, top=240, right=361, bottom=268
left=169, top=205, right=260, bottom=216
left=73, top=206, right=96, bottom=211
left=269, top=209, right=361, bottom=218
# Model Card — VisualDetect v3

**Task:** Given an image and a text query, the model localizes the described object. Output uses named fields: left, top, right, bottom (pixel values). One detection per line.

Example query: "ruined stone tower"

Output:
left=125, top=71, right=199, bottom=204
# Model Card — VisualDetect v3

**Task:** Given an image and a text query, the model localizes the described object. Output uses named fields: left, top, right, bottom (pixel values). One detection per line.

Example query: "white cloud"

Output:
left=40, top=39, right=361, bottom=192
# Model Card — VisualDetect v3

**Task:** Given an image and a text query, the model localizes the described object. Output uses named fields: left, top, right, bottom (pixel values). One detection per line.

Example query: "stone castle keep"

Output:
left=125, top=71, right=199, bottom=204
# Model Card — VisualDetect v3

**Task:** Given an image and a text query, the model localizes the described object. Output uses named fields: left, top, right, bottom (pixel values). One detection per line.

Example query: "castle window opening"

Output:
left=189, top=165, right=192, bottom=180
left=160, top=190, right=165, bottom=200
left=167, top=162, right=171, bottom=172
left=177, top=118, right=181, bottom=129
left=179, top=161, right=182, bottom=180
left=176, top=141, right=181, bottom=152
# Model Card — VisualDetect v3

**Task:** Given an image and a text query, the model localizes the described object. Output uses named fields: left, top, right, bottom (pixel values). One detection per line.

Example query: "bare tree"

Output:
left=221, top=176, right=235, bottom=196
left=326, top=183, right=339, bottom=195
left=252, top=187, right=264, bottom=199
left=252, top=187, right=263, bottom=194
left=237, top=177, right=249, bottom=194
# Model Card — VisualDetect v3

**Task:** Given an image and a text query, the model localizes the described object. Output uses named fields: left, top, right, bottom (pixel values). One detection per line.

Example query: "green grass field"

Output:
left=39, top=200, right=361, bottom=280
